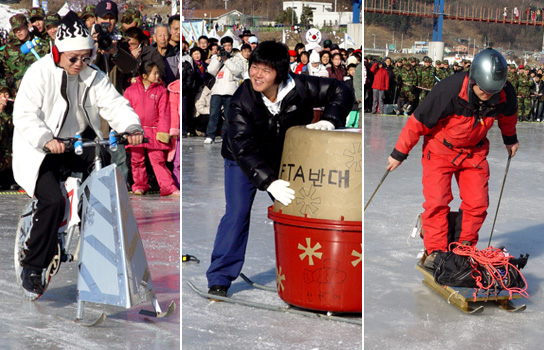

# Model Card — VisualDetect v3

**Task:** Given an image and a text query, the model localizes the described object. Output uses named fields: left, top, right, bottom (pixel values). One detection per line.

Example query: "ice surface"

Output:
left=0, top=193, right=179, bottom=349
left=182, top=138, right=363, bottom=349
left=364, top=114, right=544, bottom=349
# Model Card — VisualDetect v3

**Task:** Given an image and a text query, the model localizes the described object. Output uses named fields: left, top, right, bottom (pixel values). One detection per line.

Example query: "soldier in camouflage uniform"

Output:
left=452, top=61, right=463, bottom=74
left=396, top=61, right=419, bottom=116
left=517, top=65, right=534, bottom=121
left=419, top=57, right=436, bottom=101
left=1, top=14, right=49, bottom=94
left=507, top=64, right=518, bottom=90
left=44, top=12, right=61, bottom=41
left=120, top=9, right=142, bottom=35
left=435, top=60, right=449, bottom=82
left=29, top=7, right=50, bottom=53
left=0, top=86, right=14, bottom=188
left=80, top=5, right=96, bottom=30
left=409, top=57, right=421, bottom=110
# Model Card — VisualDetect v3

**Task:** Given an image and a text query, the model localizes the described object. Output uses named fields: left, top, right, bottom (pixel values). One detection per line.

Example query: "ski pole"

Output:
left=488, top=155, right=512, bottom=247
left=364, top=170, right=390, bottom=211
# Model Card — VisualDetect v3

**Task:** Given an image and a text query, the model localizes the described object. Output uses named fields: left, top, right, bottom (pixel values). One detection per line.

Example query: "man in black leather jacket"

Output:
left=206, top=41, right=354, bottom=297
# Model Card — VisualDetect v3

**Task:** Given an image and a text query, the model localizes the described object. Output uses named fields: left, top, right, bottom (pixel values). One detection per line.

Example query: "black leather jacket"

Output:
left=221, top=73, right=354, bottom=191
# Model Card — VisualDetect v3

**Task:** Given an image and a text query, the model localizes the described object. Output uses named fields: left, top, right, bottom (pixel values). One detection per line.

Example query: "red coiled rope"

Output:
left=449, top=242, right=529, bottom=301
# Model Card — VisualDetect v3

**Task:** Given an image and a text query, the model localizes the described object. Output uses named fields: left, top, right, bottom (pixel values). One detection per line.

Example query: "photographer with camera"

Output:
left=91, top=0, right=137, bottom=94
left=203, top=36, right=244, bottom=144
left=90, top=1, right=138, bottom=183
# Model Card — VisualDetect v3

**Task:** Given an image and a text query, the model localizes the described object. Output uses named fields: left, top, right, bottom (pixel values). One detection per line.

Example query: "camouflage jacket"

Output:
left=516, top=74, right=534, bottom=98
left=435, top=68, right=450, bottom=82
left=419, top=65, right=436, bottom=90
left=398, top=67, right=419, bottom=91
left=507, top=71, right=518, bottom=92
left=1, top=33, right=49, bottom=93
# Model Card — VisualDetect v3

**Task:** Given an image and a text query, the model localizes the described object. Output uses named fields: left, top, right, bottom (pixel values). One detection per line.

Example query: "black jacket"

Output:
left=221, top=73, right=354, bottom=191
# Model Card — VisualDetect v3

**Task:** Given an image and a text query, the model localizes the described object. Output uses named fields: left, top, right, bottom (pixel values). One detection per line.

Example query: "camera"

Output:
left=218, top=46, right=230, bottom=58
left=94, top=23, right=121, bottom=51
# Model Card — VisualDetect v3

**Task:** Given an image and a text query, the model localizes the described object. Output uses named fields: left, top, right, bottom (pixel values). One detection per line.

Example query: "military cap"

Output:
left=453, top=62, right=460, bottom=67
left=9, top=14, right=28, bottom=31
left=44, top=12, right=61, bottom=28
left=81, top=5, right=96, bottom=20
left=29, top=7, right=45, bottom=21
left=409, top=56, right=417, bottom=62
left=423, top=57, right=433, bottom=63
left=435, top=60, right=441, bottom=65
left=404, top=61, right=411, bottom=66
left=509, top=64, right=516, bottom=68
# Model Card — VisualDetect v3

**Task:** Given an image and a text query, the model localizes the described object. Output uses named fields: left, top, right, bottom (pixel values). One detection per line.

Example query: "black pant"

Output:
left=22, top=136, right=109, bottom=270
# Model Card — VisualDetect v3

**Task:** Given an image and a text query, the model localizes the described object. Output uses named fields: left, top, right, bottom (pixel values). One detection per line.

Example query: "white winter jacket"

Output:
left=12, top=54, right=142, bottom=196
left=207, top=54, right=244, bottom=96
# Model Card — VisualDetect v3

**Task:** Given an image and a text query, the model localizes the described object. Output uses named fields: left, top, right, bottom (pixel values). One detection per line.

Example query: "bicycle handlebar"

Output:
left=42, top=132, right=149, bottom=154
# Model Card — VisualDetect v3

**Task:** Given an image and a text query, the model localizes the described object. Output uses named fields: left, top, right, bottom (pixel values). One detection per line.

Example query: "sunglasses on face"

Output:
left=66, top=56, right=92, bottom=64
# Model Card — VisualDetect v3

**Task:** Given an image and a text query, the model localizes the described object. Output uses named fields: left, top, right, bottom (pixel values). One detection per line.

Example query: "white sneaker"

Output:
left=204, top=138, right=214, bottom=144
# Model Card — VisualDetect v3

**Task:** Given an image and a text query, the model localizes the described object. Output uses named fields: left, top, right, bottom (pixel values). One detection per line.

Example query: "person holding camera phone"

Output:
left=203, top=36, right=244, bottom=144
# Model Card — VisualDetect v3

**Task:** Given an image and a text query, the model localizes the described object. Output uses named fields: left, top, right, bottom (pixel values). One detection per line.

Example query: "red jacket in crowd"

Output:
left=370, top=62, right=389, bottom=91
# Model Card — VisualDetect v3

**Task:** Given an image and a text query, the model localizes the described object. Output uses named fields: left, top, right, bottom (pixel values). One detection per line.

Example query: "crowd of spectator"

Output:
left=364, top=54, right=544, bottom=122
left=0, top=1, right=181, bottom=195
left=181, top=31, right=363, bottom=142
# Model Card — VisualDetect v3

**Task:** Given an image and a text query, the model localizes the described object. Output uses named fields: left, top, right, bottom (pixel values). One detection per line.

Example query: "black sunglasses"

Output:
left=67, top=56, right=92, bottom=64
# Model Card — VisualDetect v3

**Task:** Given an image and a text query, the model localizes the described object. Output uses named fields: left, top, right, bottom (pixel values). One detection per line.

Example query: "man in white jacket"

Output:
left=12, top=11, right=143, bottom=298
left=203, top=36, right=244, bottom=144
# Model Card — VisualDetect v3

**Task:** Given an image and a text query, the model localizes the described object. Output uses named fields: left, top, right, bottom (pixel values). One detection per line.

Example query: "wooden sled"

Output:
left=416, top=255, right=526, bottom=314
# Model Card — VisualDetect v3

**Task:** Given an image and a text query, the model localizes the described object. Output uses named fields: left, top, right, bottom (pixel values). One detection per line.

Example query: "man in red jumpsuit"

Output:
left=386, top=48, right=519, bottom=269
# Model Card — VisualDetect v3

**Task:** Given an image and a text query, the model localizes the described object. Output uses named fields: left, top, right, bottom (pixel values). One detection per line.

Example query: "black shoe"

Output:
left=208, top=285, right=228, bottom=298
left=423, top=251, right=439, bottom=270
left=21, top=268, right=45, bottom=296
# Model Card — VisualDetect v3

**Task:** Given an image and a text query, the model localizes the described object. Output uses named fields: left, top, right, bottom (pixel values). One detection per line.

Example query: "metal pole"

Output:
left=364, top=170, right=390, bottom=211
left=488, top=155, right=512, bottom=247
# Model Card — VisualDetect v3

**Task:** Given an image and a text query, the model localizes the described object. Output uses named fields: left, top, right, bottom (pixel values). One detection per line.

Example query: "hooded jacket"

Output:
left=12, top=54, right=142, bottom=196
left=221, top=73, right=354, bottom=191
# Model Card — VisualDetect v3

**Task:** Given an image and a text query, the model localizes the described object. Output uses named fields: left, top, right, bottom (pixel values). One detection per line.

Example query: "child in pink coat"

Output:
left=124, top=61, right=180, bottom=196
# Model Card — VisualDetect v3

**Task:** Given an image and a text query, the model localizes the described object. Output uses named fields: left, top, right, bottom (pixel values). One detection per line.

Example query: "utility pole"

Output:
left=372, top=34, right=376, bottom=49
left=224, top=0, right=228, bottom=10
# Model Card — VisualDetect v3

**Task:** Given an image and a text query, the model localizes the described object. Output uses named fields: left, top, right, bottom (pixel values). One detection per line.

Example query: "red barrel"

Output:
left=269, top=207, right=362, bottom=312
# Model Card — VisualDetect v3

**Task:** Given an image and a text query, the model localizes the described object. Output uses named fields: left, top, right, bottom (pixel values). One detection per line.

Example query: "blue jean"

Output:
left=206, top=95, right=231, bottom=140
left=206, top=158, right=257, bottom=288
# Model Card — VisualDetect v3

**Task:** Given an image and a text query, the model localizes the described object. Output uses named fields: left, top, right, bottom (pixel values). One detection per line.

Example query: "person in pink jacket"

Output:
left=168, top=79, right=180, bottom=187
left=124, top=61, right=180, bottom=196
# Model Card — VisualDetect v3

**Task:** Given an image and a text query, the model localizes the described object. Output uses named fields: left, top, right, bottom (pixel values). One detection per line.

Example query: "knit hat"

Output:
left=346, top=55, right=358, bottom=67
left=309, top=50, right=320, bottom=63
left=248, top=36, right=258, bottom=44
left=55, top=11, right=95, bottom=53
left=288, top=50, right=297, bottom=57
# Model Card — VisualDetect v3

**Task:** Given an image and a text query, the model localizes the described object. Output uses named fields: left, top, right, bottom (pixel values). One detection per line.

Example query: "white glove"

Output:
left=267, top=180, right=295, bottom=206
left=306, top=120, right=335, bottom=130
